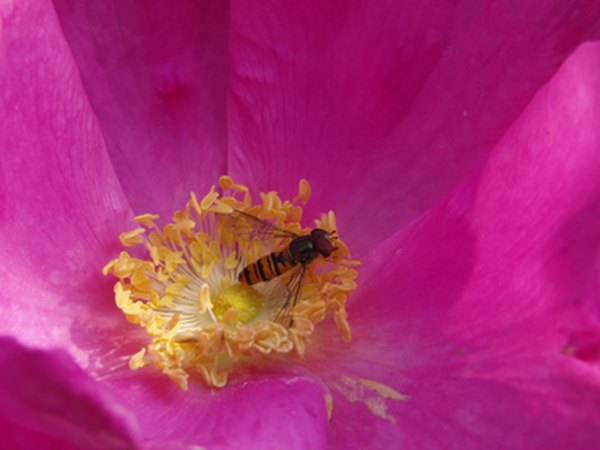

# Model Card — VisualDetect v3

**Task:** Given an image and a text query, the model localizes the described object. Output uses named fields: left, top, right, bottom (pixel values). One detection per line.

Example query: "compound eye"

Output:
left=318, top=239, right=334, bottom=257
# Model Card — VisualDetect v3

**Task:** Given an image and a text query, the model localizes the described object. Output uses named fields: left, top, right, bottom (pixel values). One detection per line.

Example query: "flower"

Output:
left=1, top=1, right=600, bottom=449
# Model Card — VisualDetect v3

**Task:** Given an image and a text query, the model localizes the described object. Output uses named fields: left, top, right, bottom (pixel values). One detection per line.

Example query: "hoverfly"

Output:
left=231, top=210, right=337, bottom=324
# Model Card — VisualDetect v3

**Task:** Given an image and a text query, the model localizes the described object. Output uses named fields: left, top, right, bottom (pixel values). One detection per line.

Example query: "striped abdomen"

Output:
left=239, top=249, right=297, bottom=285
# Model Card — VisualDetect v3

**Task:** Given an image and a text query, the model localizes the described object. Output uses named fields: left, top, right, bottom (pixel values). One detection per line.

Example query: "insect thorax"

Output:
left=289, top=236, right=319, bottom=264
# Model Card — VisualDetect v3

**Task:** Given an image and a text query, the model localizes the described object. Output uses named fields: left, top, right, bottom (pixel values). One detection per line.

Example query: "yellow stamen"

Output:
left=197, top=284, right=212, bottom=314
left=324, top=393, right=334, bottom=421
left=333, top=375, right=409, bottom=424
left=293, top=178, right=311, bottom=204
left=104, top=177, right=359, bottom=388
left=200, top=186, right=218, bottom=210
left=119, top=228, right=146, bottom=247
left=133, top=213, right=160, bottom=228
left=129, top=348, right=147, bottom=370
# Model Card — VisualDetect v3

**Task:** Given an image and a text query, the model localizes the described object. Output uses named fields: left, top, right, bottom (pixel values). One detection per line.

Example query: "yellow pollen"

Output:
left=213, top=284, right=265, bottom=324
left=104, top=177, right=359, bottom=389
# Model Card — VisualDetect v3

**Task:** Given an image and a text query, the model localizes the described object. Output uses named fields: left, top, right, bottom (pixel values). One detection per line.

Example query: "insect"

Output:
left=231, top=210, right=337, bottom=324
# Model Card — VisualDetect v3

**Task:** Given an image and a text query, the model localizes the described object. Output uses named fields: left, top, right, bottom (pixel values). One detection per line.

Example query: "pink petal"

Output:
left=0, top=0, right=134, bottom=364
left=52, top=0, right=230, bottom=217
left=103, top=369, right=328, bottom=449
left=227, top=1, right=600, bottom=256
left=567, top=253, right=600, bottom=366
left=0, top=337, right=140, bottom=449
left=307, top=42, right=600, bottom=447
left=0, top=419, right=79, bottom=450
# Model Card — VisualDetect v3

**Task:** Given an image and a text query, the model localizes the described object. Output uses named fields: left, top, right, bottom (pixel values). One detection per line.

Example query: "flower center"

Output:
left=103, top=176, right=359, bottom=389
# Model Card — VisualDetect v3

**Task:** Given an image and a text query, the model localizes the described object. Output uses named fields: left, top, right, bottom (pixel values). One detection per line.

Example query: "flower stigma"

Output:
left=103, top=177, right=359, bottom=389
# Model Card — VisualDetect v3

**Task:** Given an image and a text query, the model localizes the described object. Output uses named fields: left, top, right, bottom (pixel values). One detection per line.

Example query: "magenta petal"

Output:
left=104, top=371, right=328, bottom=449
left=307, top=42, right=600, bottom=448
left=0, top=419, right=80, bottom=450
left=0, top=337, right=139, bottom=449
left=0, top=0, right=133, bottom=361
left=52, top=0, right=229, bottom=216
left=227, top=1, right=600, bottom=255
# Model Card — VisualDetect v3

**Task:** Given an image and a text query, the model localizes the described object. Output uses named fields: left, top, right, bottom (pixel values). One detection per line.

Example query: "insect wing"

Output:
left=273, top=264, right=307, bottom=326
left=230, top=210, right=299, bottom=242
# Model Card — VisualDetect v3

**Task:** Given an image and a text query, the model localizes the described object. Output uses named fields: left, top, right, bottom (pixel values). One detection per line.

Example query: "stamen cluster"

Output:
left=103, top=177, right=358, bottom=388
